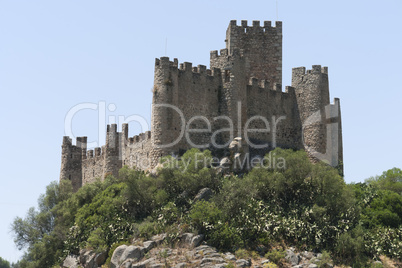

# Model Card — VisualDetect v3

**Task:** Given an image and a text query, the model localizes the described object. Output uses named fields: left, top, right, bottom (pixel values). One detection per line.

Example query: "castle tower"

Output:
left=210, top=48, right=247, bottom=145
left=152, top=57, right=179, bottom=159
left=104, top=124, right=122, bottom=178
left=292, top=66, right=343, bottom=172
left=60, top=136, right=87, bottom=191
left=225, top=20, right=282, bottom=85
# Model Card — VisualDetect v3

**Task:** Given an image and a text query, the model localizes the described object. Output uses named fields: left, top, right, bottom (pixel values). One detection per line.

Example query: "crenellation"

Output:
left=220, top=48, right=228, bottom=56
left=197, top=64, right=206, bottom=73
left=61, top=20, right=343, bottom=190
left=249, top=77, right=258, bottom=86
left=183, top=62, right=192, bottom=71
left=275, top=21, right=282, bottom=29
left=311, top=65, right=322, bottom=74
left=259, top=79, right=269, bottom=89
left=274, top=83, right=282, bottom=92
left=76, top=136, right=87, bottom=149
left=228, top=20, right=281, bottom=31
left=285, top=86, right=295, bottom=94
left=210, top=50, right=218, bottom=58
left=62, top=136, right=72, bottom=146
left=292, top=66, right=306, bottom=76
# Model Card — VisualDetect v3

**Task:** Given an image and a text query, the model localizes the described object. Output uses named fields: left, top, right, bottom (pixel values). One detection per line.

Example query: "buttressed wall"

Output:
left=60, top=20, right=343, bottom=191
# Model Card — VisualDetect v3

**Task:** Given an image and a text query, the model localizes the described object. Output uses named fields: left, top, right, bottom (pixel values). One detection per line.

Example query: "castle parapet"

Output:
left=229, top=20, right=282, bottom=32
left=292, top=65, right=328, bottom=76
left=155, top=56, right=224, bottom=88
left=128, top=131, right=152, bottom=144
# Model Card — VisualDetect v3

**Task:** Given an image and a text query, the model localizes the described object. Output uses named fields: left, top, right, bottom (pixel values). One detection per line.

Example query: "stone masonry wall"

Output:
left=225, top=20, right=282, bottom=85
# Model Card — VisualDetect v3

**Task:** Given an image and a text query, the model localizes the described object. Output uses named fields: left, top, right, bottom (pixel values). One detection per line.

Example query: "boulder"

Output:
left=143, top=240, right=156, bottom=252
left=151, top=233, right=166, bottom=245
left=62, top=255, right=79, bottom=268
left=181, top=233, right=195, bottom=246
left=79, top=250, right=96, bottom=268
left=301, top=251, right=314, bottom=259
left=111, top=245, right=128, bottom=268
left=120, top=245, right=143, bottom=263
left=120, top=259, right=133, bottom=268
left=193, top=188, right=213, bottom=202
left=132, top=258, right=156, bottom=268
left=190, top=234, right=204, bottom=247
left=236, top=258, right=251, bottom=267
left=201, top=257, right=225, bottom=264
left=224, top=252, right=236, bottom=261
left=285, top=249, right=301, bottom=266
left=94, top=251, right=107, bottom=266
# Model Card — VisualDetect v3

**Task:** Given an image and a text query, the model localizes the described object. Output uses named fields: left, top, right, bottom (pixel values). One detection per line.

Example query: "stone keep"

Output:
left=60, top=20, right=343, bottom=191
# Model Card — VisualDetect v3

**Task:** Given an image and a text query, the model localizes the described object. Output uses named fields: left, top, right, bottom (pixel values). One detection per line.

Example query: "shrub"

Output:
left=189, top=200, right=222, bottom=233
left=316, top=250, right=333, bottom=268
left=135, top=218, right=160, bottom=240
left=235, top=249, right=249, bottom=259
left=86, top=228, right=107, bottom=252
left=264, top=249, right=285, bottom=264
left=333, top=227, right=368, bottom=266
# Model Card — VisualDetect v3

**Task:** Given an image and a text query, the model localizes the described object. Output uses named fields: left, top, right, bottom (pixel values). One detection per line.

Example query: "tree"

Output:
left=0, top=257, right=10, bottom=268
left=10, top=180, right=73, bottom=267
left=366, top=167, right=402, bottom=195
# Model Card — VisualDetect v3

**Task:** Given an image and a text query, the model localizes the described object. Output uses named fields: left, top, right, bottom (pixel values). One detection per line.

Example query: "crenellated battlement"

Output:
left=292, top=65, right=329, bottom=76
left=228, top=20, right=282, bottom=33
left=86, top=147, right=102, bottom=159
left=210, top=48, right=244, bottom=60
left=156, top=56, right=223, bottom=78
left=155, top=57, right=179, bottom=68
left=128, top=131, right=152, bottom=144
left=246, top=76, right=297, bottom=99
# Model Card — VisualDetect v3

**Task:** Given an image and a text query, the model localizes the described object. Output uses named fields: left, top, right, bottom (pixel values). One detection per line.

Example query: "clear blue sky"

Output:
left=1, top=0, right=401, bottom=263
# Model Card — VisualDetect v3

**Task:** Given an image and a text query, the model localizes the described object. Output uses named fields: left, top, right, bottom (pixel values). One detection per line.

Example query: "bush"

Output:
left=135, top=218, right=160, bottom=240
left=264, top=249, right=285, bottom=264
left=86, top=228, right=107, bottom=252
left=235, top=249, right=249, bottom=259
left=189, top=200, right=222, bottom=233
left=333, top=226, right=368, bottom=266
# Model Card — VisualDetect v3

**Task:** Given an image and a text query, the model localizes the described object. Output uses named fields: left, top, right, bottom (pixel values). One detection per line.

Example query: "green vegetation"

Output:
left=11, top=148, right=402, bottom=267
left=264, top=249, right=285, bottom=264
left=0, top=257, right=11, bottom=268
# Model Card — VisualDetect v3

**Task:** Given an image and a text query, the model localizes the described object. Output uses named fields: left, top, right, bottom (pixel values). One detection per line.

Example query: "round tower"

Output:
left=292, top=65, right=330, bottom=161
left=151, top=57, right=179, bottom=166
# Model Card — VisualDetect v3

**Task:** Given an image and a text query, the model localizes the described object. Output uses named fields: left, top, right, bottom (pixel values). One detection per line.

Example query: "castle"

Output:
left=60, top=20, right=343, bottom=191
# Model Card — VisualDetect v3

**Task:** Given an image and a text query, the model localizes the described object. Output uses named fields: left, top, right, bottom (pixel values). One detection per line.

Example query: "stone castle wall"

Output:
left=60, top=20, right=343, bottom=190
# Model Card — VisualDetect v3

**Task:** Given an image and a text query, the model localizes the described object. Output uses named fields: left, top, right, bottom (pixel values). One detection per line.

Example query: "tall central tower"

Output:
left=224, top=20, right=282, bottom=85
